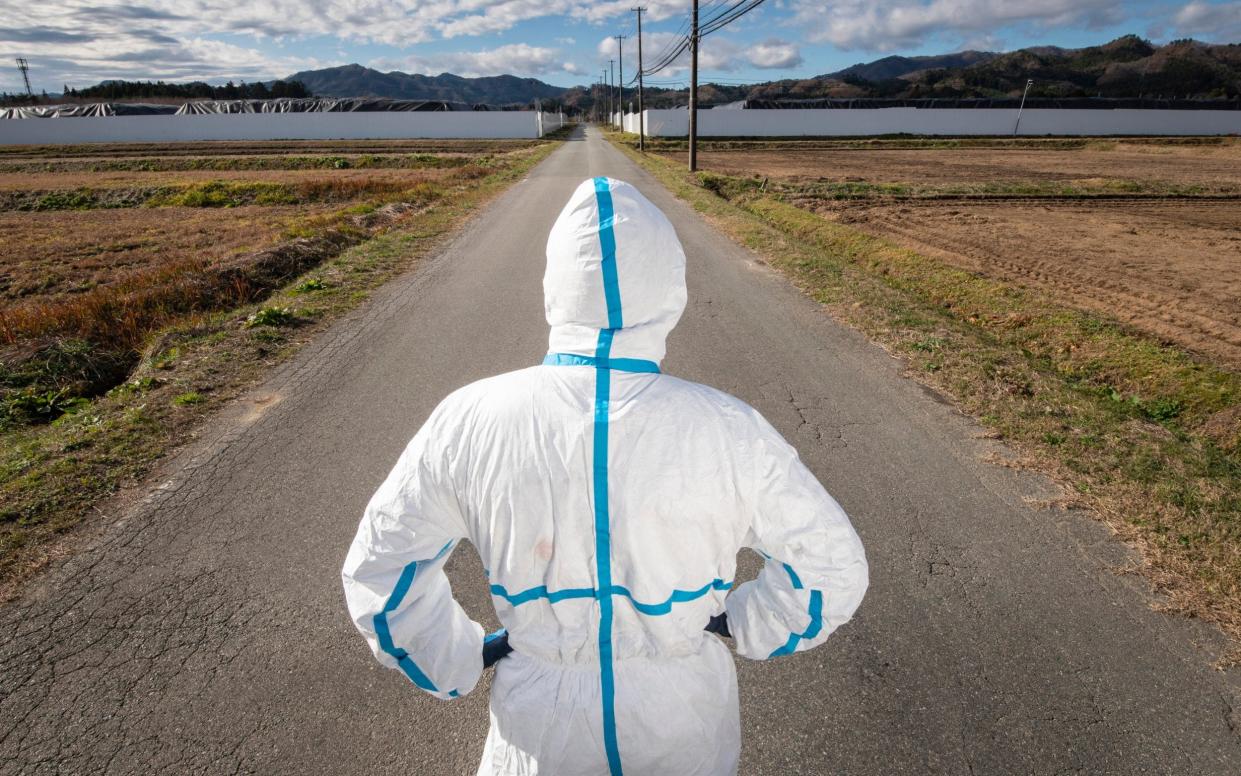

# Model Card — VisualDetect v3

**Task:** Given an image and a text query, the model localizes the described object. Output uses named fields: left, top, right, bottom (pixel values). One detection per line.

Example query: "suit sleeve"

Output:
left=725, top=411, right=868, bottom=660
left=341, top=401, right=484, bottom=699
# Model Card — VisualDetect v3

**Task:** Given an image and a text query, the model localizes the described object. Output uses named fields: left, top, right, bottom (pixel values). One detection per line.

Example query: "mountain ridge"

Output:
left=823, top=50, right=1000, bottom=82
left=284, top=63, right=569, bottom=104
left=281, top=36, right=1239, bottom=110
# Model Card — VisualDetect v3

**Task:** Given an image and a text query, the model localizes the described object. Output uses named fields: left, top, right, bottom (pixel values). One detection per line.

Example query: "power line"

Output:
left=638, top=0, right=768, bottom=79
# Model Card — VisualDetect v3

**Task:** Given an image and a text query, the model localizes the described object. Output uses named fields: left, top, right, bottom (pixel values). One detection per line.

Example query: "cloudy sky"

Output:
left=2, top=1, right=1239, bottom=94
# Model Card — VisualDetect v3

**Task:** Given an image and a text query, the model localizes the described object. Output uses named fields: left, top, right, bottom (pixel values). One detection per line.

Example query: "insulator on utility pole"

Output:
left=633, top=6, right=646, bottom=150
left=688, top=0, right=699, bottom=171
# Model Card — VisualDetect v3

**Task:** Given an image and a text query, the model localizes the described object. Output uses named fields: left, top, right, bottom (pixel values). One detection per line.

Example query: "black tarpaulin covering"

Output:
left=173, top=98, right=492, bottom=114
left=741, top=97, right=1241, bottom=110
left=1, top=98, right=502, bottom=119
left=0, top=103, right=178, bottom=118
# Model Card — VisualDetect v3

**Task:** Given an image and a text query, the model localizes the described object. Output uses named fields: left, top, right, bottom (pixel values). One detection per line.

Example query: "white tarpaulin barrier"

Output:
left=624, top=107, right=1241, bottom=137
left=0, top=111, right=567, bottom=145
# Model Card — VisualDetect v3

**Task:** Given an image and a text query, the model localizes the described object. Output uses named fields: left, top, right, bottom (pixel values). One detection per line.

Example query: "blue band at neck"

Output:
left=543, top=352, right=660, bottom=374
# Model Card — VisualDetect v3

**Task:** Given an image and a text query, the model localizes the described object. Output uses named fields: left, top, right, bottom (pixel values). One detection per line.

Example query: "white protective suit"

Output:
left=342, top=177, right=868, bottom=776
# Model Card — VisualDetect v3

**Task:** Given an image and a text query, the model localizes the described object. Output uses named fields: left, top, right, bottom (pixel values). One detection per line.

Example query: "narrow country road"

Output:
left=2, top=127, right=1238, bottom=775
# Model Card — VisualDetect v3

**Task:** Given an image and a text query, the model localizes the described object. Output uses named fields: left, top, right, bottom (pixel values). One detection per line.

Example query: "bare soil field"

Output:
left=807, top=198, right=1241, bottom=367
left=673, top=141, right=1241, bottom=186
left=674, top=139, right=1241, bottom=370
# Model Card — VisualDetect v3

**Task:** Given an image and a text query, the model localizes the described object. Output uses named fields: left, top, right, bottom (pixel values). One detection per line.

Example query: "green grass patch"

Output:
left=172, top=391, right=205, bottom=406
left=607, top=130, right=1241, bottom=652
left=244, top=306, right=296, bottom=328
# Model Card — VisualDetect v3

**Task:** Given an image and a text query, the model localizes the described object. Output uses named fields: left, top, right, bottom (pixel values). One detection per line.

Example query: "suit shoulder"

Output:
left=650, top=374, right=767, bottom=426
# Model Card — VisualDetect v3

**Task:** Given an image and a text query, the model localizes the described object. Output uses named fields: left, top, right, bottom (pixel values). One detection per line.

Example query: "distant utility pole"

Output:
left=15, top=58, right=33, bottom=97
left=688, top=0, right=699, bottom=171
left=633, top=6, right=646, bottom=150
left=615, top=35, right=627, bottom=130
left=1013, top=78, right=1033, bottom=136
left=601, top=69, right=608, bottom=124
left=609, top=58, right=615, bottom=126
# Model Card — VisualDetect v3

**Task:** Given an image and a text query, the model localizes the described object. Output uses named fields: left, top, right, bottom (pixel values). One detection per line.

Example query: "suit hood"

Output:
left=544, top=177, right=687, bottom=365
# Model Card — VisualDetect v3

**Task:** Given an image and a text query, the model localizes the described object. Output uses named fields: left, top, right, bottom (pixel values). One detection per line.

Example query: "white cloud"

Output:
left=748, top=39, right=803, bottom=69
left=791, top=0, right=1124, bottom=51
left=1170, top=1, right=1241, bottom=40
left=0, top=0, right=647, bottom=89
left=597, top=31, right=753, bottom=78
left=392, top=43, right=573, bottom=77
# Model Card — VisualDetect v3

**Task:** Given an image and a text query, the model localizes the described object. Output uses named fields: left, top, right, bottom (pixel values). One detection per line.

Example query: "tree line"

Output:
left=65, top=79, right=312, bottom=100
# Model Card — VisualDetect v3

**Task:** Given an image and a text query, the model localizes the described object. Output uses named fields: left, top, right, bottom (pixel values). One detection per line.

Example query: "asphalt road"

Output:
left=2, top=126, right=1239, bottom=775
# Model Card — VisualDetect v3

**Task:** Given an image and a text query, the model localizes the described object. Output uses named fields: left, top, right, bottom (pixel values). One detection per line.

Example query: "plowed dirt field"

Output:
left=679, top=140, right=1241, bottom=368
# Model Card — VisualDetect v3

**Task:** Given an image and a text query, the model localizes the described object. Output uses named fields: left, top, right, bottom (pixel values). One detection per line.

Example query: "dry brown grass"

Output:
left=0, top=207, right=310, bottom=303
left=0, top=140, right=561, bottom=588
left=0, top=165, right=468, bottom=192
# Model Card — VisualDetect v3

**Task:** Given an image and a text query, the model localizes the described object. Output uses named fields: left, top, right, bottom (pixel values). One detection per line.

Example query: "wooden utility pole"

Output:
left=609, top=59, right=615, bottom=126
left=688, top=0, right=699, bottom=170
left=633, top=7, right=646, bottom=149
left=615, top=35, right=626, bottom=131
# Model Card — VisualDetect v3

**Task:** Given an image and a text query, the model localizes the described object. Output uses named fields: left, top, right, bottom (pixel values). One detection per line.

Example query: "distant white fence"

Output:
left=621, top=108, right=1240, bottom=137
left=0, top=111, right=566, bottom=145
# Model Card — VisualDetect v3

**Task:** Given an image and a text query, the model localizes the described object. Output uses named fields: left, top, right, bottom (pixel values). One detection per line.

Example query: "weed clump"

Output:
left=293, top=278, right=327, bottom=293
left=172, top=391, right=205, bottom=406
left=245, top=307, right=296, bottom=328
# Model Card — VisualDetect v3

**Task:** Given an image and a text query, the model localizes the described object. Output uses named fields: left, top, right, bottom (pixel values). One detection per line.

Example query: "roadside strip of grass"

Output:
left=0, top=139, right=559, bottom=593
left=606, top=131, right=1241, bottom=657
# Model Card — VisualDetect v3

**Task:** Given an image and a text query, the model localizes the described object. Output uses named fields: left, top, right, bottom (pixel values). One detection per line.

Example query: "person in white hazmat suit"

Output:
left=342, top=177, right=868, bottom=776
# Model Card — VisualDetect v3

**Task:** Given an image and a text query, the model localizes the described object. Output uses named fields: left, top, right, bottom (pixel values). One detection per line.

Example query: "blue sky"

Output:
left=2, top=1, right=1239, bottom=95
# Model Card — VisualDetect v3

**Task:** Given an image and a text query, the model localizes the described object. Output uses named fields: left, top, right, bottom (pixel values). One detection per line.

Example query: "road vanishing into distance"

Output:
left=2, top=127, right=1239, bottom=775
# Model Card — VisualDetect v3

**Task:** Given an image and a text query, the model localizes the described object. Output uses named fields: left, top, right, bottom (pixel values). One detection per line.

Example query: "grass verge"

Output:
left=0, top=140, right=559, bottom=592
left=607, top=130, right=1241, bottom=658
